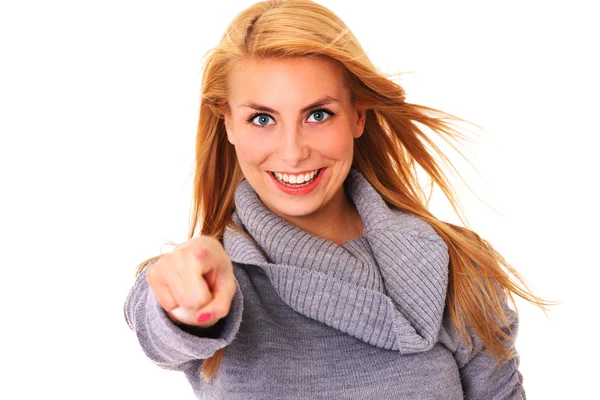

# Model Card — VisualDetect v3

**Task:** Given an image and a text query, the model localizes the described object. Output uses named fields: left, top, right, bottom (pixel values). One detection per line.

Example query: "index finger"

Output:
left=191, top=241, right=229, bottom=274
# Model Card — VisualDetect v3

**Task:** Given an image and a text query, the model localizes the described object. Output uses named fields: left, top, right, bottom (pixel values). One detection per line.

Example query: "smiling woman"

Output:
left=123, top=1, right=552, bottom=399
left=224, top=57, right=366, bottom=235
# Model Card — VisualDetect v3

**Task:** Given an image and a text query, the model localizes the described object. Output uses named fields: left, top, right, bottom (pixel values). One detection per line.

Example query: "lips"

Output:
left=268, top=167, right=325, bottom=196
left=270, top=168, right=322, bottom=186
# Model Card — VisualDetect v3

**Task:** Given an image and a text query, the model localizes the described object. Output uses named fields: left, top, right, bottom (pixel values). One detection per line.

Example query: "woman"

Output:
left=124, top=1, right=550, bottom=398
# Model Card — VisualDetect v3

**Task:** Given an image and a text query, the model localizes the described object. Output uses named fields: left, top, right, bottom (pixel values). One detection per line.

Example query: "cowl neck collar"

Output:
left=223, top=168, right=449, bottom=353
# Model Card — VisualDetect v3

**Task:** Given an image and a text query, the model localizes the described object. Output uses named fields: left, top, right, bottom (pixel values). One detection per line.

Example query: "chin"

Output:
left=269, top=200, right=319, bottom=219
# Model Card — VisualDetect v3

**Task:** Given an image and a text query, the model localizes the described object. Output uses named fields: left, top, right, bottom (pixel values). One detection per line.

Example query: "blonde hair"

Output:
left=135, top=0, right=553, bottom=382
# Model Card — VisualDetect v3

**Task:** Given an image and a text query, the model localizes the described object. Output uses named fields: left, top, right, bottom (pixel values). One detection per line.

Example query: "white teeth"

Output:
left=271, top=169, right=320, bottom=186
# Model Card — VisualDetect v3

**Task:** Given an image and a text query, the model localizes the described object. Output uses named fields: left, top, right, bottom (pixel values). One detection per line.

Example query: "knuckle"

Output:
left=146, top=269, right=155, bottom=284
left=217, top=304, right=231, bottom=319
left=146, top=269, right=160, bottom=288
left=156, top=293, right=173, bottom=310
left=178, top=297, right=194, bottom=309
left=162, top=296, right=176, bottom=311
left=173, top=288, right=192, bottom=309
left=146, top=261, right=159, bottom=277
left=167, top=298, right=178, bottom=310
left=190, top=293, right=210, bottom=309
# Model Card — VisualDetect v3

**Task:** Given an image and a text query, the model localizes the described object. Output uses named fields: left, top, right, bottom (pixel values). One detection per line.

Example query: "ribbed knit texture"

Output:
left=124, top=167, right=526, bottom=399
left=226, top=167, right=450, bottom=353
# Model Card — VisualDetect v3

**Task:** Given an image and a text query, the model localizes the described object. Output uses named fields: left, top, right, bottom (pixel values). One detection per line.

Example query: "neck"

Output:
left=269, top=187, right=364, bottom=245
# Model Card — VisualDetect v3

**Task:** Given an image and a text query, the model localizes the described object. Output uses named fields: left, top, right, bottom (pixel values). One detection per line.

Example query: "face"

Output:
left=223, top=57, right=366, bottom=221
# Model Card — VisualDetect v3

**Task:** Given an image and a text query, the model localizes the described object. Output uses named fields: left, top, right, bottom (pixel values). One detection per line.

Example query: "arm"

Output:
left=123, top=264, right=244, bottom=371
left=454, top=308, right=526, bottom=399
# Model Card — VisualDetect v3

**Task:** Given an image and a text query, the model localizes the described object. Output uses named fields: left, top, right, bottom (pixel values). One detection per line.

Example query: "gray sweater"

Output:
left=124, top=168, right=525, bottom=399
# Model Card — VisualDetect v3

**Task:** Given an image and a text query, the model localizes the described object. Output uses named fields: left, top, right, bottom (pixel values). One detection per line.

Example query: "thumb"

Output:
left=195, top=273, right=236, bottom=324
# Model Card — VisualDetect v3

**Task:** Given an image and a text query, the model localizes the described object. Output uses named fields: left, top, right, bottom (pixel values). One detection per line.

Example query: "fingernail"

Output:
left=196, top=312, right=212, bottom=323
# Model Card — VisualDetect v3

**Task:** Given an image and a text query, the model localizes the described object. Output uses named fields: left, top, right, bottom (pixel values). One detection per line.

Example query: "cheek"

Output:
left=311, top=124, right=355, bottom=158
left=234, top=133, right=273, bottom=167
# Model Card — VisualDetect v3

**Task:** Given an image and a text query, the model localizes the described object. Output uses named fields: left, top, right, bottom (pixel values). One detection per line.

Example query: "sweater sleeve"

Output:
left=123, top=263, right=244, bottom=371
left=453, top=307, right=526, bottom=399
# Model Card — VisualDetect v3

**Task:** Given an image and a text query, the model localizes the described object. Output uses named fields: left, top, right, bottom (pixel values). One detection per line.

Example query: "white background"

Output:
left=1, top=0, right=597, bottom=398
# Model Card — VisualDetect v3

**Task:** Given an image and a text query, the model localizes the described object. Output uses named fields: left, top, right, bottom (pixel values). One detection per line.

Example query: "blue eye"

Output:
left=247, top=108, right=334, bottom=127
left=250, top=114, right=275, bottom=127
left=307, top=109, right=332, bottom=123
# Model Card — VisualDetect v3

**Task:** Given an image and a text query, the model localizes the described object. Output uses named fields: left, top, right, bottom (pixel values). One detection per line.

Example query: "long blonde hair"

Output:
left=135, top=0, right=552, bottom=381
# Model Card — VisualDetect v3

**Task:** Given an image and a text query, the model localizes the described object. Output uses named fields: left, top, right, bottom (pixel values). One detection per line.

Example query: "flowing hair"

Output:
left=134, top=0, right=552, bottom=382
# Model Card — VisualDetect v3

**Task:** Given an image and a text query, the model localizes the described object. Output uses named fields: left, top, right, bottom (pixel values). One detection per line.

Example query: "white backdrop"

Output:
left=1, top=0, right=597, bottom=399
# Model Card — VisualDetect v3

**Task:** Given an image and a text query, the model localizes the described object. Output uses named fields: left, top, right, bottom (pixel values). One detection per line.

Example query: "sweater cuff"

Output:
left=145, top=269, right=244, bottom=360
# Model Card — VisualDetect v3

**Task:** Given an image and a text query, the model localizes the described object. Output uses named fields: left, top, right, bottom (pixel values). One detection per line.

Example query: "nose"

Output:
left=278, top=125, right=309, bottom=167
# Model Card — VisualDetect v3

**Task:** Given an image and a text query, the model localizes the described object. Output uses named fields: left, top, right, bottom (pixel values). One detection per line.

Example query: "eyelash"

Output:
left=246, top=108, right=335, bottom=127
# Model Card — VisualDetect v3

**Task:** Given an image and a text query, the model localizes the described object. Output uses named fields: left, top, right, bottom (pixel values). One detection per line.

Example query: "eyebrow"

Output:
left=239, top=95, right=340, bottom=114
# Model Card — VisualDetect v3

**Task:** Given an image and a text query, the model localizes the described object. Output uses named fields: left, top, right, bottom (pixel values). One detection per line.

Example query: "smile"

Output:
left=269, top=168, right=322, bottom=187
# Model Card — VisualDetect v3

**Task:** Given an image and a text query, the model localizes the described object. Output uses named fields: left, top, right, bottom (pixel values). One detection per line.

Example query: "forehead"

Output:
left=227, top=57, right=348, bottom=106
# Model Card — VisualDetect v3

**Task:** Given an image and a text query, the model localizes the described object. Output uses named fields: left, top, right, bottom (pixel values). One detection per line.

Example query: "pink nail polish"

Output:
left=196, top=312, right=212, bottom=323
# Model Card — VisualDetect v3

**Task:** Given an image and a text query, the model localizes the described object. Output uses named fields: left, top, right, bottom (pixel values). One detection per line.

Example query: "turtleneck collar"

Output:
left=223, top=167, right=450, bottom=354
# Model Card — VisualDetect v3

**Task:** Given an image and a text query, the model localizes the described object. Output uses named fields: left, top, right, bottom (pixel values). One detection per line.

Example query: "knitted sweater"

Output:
left=124, top=168, right=525, bottom=399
